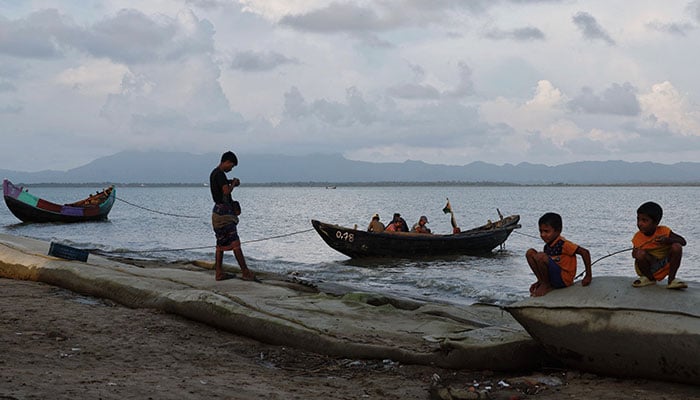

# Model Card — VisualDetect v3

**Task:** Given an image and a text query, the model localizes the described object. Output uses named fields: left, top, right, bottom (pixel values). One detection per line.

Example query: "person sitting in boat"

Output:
left=385, top=213, right=408, bottom=232
left=631, top=201, right=687, bottom=289
left=412, top=215, right=431, bottom=234
left=525, top=212, right=592, bottom=297
left=367, top=213, right=385, bottom=232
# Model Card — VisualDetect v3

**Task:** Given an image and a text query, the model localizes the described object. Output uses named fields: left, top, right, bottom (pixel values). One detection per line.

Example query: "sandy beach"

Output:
left=2, top=277, right=699, bottom=400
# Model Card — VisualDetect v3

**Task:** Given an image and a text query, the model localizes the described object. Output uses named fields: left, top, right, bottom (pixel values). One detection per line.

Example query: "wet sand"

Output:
left=2, top=277, right=699, bottom=400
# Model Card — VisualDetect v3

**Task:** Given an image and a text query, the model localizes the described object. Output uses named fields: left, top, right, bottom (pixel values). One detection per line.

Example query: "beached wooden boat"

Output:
left=311, top=215, right=520, bottom=258
left=2, top=179, right=116, bottom=223
left=505, top=276, right=700, bottom=385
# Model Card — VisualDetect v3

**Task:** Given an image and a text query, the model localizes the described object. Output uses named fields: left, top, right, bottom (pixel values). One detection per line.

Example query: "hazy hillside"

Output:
left=2, top=151, right=700, bottom=184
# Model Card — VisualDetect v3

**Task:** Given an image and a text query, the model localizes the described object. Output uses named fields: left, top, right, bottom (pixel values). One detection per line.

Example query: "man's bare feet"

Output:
left=216, top=272, right=236, bottom=281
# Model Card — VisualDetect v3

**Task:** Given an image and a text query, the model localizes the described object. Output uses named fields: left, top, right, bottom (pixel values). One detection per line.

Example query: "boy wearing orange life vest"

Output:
left=632, top=201, right=687, bottom=289
left=526, top=212, right=592, bottom=297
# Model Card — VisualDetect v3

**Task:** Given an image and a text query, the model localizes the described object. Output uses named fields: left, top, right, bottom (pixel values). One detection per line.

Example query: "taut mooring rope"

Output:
left=116, top=196, right=201, bottom=219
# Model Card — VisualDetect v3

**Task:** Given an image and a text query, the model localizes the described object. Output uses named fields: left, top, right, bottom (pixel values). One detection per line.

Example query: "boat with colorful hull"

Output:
left=3, top=179, right=116, bottom=223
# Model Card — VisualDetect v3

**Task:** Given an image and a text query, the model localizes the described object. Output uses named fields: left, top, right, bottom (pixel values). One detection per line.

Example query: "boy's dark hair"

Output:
left=221, top=151, right=238, bottom=165
left=538, top=212, right=563, bottom=231
left=637, top=201, right=663, bottom=224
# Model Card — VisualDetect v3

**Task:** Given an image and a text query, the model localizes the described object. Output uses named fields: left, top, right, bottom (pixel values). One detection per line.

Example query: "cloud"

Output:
left=572, top=11, right=615, bottom=45
left=646, top=20, right=696, bottom=36
left=638, top=81, right=700, bottom=137
left=0, top=9, right=80, bottom=59
left=0, top=104, right=22, bottom=114
left=279, top=2, right=388, bottom=33
left=479, top=80, right=571, bottom=146
left=483, top=26, right=546, bottom=41
left=568, top=82, right=641, bottom=116
left=55, top=59, right=128, bottom=96
left=0, top=81, right=17, bottom=92
left=689, top=0, right=700, bottom=23
left=386, top=83, right=441, bottom=100
left=386, top=62, right=474, bottom=100
left=79, top=9, right=215, bottom=64
left=444, top=62, right=475, bottom=98
left=230, top=50, right=299, bottom=71
left=283, top=85, right=378, bottom=125
left=0, top=9, right=216, bottom=64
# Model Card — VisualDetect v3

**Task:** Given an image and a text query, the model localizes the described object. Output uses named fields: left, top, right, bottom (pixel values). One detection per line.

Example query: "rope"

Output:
left=513, top=230, right=540, bottom=240
left=92, top=228, right=315, bottom=255
left=116, top=196, right=201, bottom=219
left=574, top=247, right=634, bottom=279
left=513, top=231, right=638, bottom=279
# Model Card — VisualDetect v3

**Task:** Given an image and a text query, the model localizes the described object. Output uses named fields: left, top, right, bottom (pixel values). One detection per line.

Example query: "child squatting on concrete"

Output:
left=632, top=201, right=687, bottom=289
left=526, top=212, right=592, bottom=297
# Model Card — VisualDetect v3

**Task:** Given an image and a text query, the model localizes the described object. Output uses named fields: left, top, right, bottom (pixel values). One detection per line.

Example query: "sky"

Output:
left=2, top=0, right=700, bottom=171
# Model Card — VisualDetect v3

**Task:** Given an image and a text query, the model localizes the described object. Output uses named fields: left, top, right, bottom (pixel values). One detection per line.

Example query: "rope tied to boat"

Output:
left=92, top=227, right=315, bottom=255
left=116, top=196, right=201, bottom=219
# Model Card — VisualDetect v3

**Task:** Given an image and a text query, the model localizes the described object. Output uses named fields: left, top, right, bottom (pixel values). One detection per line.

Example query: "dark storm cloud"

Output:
left=0, top=9, right=214, bottom=64
left=230, top=50, right=299, bottom=72
left=568, top=83, right=640, bottom=116
left=483, top=26, right=546, bottom=41
left=572, top=11, right=615, bottom=45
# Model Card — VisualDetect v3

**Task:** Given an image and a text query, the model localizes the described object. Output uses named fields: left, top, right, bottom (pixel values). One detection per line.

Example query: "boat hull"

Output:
left=505, top=276, right=700, bottom=385
left=3, top=180, right=115, bottom=223
left=311, top=215, right=520, bottom=258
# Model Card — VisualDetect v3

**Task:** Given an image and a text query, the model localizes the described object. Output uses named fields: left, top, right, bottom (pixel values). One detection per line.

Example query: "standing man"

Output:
left=210, top=151, right=256, bottom=281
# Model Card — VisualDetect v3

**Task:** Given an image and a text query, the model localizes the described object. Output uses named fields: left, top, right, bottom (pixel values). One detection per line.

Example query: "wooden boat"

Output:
left=3, top=179, right=116, bottom=223
left=311, top=214, right=520, bottom=258
left=505, top=276, right=700, bottom=385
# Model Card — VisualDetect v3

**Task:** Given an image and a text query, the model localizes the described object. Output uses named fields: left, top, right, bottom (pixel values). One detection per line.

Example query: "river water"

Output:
left=2, top=185, right=698, bottom=305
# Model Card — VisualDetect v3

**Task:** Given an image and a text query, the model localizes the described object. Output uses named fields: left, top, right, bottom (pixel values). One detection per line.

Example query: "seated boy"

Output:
left=632, top=201, right=687, bottom=289
left=526, top=212, right=592, bottom=297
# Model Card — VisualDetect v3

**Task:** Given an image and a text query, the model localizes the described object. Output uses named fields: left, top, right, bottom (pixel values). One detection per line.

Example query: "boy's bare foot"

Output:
left=529, top=281, right=541, bottom=295
left=532, top=284, right=552, bottom=297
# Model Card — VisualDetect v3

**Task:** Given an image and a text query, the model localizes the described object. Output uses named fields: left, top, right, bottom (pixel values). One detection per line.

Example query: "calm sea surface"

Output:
left=2, top=185, right=699, bottom=305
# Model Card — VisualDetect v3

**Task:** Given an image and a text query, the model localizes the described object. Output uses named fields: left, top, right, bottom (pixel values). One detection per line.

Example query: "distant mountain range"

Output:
left=2, top=151, right=700, bottom=185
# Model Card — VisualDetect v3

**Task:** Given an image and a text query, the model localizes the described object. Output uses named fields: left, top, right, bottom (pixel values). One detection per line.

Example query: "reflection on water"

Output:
left=2, top=185, right=699, bottom=305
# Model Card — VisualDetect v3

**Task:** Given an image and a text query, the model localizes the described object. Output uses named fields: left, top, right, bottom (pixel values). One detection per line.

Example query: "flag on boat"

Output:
left=443, top=199, right=452, bottom=214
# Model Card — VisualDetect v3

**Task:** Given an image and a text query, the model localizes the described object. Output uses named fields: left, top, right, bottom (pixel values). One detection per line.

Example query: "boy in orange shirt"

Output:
left=632, top=201, right=687, bottom=289
left=526, top=212, right=592, bottom=297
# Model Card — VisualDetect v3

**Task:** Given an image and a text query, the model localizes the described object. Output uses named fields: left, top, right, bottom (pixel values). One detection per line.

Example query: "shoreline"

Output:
left=3, top=277, right=699, bottom=399
left=1, top=232, right=699, bottom=398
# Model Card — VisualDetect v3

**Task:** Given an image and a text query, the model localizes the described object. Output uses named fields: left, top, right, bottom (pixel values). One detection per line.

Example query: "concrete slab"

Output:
left=0, top=233, right=546, bottom=370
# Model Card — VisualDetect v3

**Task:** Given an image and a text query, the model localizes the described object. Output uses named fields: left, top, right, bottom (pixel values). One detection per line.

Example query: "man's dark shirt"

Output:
left=210, top=167, right=232, bottom=205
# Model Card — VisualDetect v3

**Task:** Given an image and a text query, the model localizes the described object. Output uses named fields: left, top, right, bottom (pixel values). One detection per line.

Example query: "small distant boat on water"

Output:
left=311, top=214, right=520, bottom=258
left=2, top=179, right=116, bottom=223
left=505, top=276, right=700, bottom=385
